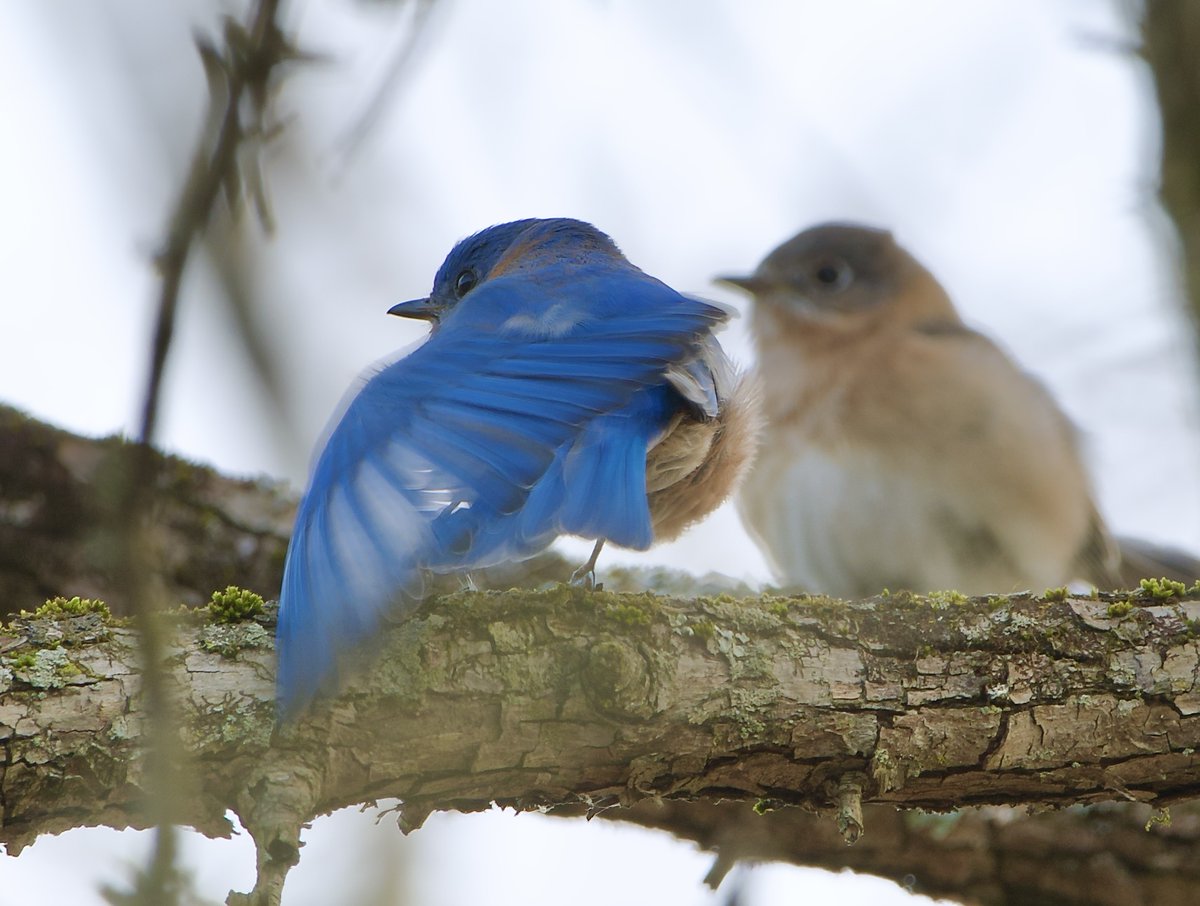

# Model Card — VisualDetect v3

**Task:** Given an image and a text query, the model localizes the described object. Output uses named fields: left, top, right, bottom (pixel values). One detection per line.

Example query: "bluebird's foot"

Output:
left=459, top=573, right=479, bottom=592
left=570, top=539, right=606, bottom=589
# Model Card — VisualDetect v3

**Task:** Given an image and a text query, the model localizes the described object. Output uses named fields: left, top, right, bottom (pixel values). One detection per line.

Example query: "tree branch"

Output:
left=3, top=574, right=1200, bottom=903
left=0, top=404, right=295, bottom=620
left=610, top=798, right=1200, bottom=906
left=5, top=407, right=1200, bottom=905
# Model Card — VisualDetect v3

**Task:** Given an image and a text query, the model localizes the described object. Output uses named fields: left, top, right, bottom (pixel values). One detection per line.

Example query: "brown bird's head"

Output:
left=717, top=222, right=959, bottom=336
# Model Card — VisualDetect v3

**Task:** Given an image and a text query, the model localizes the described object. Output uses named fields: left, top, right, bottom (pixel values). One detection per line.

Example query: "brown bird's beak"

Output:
left=387, top=297, right=443, bottom=322
left=714, top=274, right=769, bottom=294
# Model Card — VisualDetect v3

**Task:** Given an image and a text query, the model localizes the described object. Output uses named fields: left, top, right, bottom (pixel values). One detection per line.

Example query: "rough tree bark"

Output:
left=3, top=406, right=1200, bottom=906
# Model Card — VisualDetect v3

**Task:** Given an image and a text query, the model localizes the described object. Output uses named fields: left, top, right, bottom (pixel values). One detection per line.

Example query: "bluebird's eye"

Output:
left=454, top=269, right=478, bottom=298
left=813, top=260, right=851, bottom=291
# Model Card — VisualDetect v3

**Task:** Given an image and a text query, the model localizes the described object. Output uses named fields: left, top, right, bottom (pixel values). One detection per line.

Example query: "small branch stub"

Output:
left=836, top=772, right=867, bottom=845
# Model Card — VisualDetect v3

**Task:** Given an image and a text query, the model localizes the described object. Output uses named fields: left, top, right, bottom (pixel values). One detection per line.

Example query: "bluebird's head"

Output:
left=388, top=218, right=625, bottom=326
left=717, top=222, right=955, bottom=330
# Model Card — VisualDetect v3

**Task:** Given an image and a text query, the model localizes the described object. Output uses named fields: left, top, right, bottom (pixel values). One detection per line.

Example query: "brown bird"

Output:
left=720, top=222, right=1198, bottom=597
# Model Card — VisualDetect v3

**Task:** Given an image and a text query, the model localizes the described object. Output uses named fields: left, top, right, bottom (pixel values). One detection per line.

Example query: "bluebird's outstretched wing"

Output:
left=277, top=218, right=730, bottom=714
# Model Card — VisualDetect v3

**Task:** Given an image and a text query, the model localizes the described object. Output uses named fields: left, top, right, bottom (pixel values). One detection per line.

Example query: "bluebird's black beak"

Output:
left=387, top=297, right=443, bottom=322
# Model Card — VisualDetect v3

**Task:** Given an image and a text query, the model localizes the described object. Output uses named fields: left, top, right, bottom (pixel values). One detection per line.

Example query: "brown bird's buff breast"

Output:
left=741, top=299, right=1103, bottom=596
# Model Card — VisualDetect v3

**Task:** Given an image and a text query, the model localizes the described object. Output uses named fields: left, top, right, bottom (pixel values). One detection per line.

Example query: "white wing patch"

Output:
left=355, top=457, right=434, bottom=551
left=500, top=302, right=585, bottom=337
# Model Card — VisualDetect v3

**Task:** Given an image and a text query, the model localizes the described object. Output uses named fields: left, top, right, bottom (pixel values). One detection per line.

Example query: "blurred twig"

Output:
left=334, top=0, right=438, bottom=167
left=1140, top=1, right=1200, bottom=352
left=144, top=1, right=293, bottom=441
left=111, top=1, right=294, bottom=902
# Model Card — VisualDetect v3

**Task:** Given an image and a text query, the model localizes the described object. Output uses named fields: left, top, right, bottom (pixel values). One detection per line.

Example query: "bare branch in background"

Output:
left=610, top=799, right=1200, bottom=906
left=333, top=0, right=439, bottom=168
left=0, top=410, right=294, bottom=620
left=1140, top=2, right=1200, bottom=351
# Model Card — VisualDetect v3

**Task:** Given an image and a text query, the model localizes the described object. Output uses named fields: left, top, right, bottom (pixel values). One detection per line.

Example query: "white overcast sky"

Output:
left=1, top=1, right=1198, bottom=904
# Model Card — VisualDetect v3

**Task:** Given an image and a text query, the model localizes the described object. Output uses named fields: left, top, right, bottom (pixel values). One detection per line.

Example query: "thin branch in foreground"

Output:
left=113, top=1, right=291, bottom=902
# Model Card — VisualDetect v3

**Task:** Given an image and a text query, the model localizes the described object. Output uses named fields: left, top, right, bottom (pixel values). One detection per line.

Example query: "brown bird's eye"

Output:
left=454, top=268, right=478, bottom=297
left=814, top=261, right=847, bottom=287
left=809, top=257, right=854, bottom=293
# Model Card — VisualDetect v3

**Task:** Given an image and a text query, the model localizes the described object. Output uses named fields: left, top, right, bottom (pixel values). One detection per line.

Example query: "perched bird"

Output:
left=721, top=222, right=1197, bottom=598
left=278, top=218, right=758, bottom=712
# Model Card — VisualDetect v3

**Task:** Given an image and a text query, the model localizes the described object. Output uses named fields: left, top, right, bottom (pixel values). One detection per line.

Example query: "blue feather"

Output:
left=276, top=218, right=735, bottom=714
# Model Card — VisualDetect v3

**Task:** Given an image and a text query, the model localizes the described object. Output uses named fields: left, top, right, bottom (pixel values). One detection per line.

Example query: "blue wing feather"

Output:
left=559, top=419, right=654, bottom=550
left=277, top=260, right=729, bottom=713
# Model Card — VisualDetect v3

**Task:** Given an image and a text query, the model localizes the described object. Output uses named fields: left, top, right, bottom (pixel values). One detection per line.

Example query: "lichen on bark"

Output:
left=4, top=583, right=1200, bottom=904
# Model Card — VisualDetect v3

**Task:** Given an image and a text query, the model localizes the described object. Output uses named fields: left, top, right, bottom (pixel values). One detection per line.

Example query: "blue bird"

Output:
left=277, top=218, right=759, bottom=713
